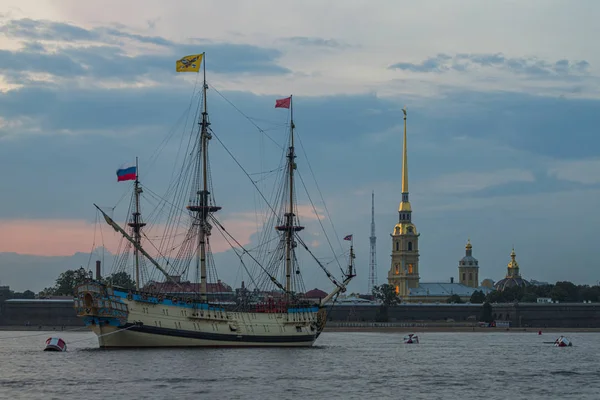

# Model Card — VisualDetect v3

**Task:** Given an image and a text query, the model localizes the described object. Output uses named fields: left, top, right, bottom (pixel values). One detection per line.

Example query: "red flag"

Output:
left=275, top=96, right=291, bottom=109
left=343, top=234, right=353, bottom=241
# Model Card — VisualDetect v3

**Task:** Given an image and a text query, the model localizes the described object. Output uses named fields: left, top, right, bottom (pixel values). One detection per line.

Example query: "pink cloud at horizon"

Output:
left=0, top=218, right=260, bottom=257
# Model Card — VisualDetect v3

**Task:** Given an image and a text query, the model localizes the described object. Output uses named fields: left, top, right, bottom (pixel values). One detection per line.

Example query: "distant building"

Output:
left=530, top=279, right=551, bottom=286
left=481, top=279, right=494, bottom=288
left=143, top=277, right=234, bottom=301
left=303, top=288, right=328, bottom=302
left=0, top=286, right=10, bottom=303
left=458, top=239, right=479, bottom=288
left=493, top=248, right=530, bottom=291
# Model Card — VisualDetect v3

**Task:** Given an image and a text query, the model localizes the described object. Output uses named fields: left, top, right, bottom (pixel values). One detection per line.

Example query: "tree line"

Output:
left=371, top=281, right=600, bottom=306
left=0, top=267, right=137, bottom=300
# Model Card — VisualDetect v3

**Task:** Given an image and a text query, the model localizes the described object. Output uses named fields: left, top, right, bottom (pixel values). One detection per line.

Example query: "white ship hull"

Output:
left=77, top=287, right=323, bottom=348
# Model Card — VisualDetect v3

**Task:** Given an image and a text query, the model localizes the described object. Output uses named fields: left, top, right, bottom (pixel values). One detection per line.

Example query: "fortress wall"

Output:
left=2, top=300, right=600, bottom=328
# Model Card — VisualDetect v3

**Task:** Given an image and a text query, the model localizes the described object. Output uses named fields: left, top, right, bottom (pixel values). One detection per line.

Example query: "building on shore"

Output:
left=386, top=108, right=491, bottom=303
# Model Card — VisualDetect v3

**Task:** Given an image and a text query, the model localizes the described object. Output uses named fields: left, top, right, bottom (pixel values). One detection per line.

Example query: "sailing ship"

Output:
left=73, top=53, right=356, bottom=347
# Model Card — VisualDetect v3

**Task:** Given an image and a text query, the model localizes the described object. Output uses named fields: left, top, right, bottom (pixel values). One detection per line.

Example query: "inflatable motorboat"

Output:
left=403, top=333, right=419, bottom=344
left=554, top=336, right=572, bottom=347
left=44, top=337, right=67, bottom=352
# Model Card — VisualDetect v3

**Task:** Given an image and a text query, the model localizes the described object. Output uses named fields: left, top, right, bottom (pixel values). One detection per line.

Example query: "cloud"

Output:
left=281, top=36, right=351, bottom=49
left=0, top=18, right=172, bottom=46
left=0, top=18, right=290, bottom=83
left=389, top=54, right=453, bottom=73
left=420, top=169, right=536, bottom=195
left=0, top=18, right=101, bottom=42
left=0, top=219, right=118, bottom=256
left=548, top=158, right=600, bottom=184
left=390, top=52, right=591, bottom=77
left=0, top=213, right=260, bottom=257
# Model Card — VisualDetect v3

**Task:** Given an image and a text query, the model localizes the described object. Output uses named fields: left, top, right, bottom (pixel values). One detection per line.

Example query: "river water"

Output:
left=0, top=330, right=598, bottom=399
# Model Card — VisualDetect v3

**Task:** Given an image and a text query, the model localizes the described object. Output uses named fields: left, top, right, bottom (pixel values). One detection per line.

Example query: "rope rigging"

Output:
left=95, top=80, right=352, bottom=301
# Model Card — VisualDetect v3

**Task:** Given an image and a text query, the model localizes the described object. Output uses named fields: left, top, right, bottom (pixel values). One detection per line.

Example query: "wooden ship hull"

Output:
left=75, top=284, right=326, bottom=348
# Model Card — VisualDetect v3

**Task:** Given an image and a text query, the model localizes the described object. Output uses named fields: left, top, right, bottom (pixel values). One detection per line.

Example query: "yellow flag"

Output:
left=176, top=53, right=203, bottom=72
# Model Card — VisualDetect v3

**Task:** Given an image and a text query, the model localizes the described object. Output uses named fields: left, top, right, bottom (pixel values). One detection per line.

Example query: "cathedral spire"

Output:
left=399, top=107, right=412, bottom=218
left=401, top=107, right=408, bottom=194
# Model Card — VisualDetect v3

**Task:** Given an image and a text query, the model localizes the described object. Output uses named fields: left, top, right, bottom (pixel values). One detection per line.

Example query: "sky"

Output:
left=1, top=0, right=599, bottom=293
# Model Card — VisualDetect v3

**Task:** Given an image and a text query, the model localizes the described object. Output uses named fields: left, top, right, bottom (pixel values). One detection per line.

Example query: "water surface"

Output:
left=0, top=330, right=597, bottom=399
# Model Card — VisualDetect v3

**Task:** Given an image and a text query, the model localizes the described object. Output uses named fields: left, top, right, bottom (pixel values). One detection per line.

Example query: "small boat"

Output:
left=44, top=337, right=67, bottom=352
left=554, top=336, right=572, bottom=347
left=403, top=333, right=419, bottom=344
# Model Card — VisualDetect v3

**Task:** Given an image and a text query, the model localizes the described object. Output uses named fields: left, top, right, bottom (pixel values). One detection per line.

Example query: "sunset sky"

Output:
left=1, top=1, right=599, bottom=292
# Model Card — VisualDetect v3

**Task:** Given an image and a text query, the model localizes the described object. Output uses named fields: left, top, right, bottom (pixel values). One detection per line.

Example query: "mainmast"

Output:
left=186, top=52, right=221, bottom=300
left=275, top=95, right=304, bottom=293
left=127, top=157, right=145, bottom=290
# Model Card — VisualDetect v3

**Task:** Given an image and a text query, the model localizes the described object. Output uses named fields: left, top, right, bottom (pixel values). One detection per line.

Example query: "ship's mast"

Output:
left=276, top=96, right=304, bottom=293
left=186, top=53, right=221, bottom=300
left=128, top=157, right=145, bottom=290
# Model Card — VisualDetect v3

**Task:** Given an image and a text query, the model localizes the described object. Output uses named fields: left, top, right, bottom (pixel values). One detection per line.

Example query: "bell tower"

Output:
left=388, top=107, right=420, bottom=297
left=458, top=239, right=479, bottom=288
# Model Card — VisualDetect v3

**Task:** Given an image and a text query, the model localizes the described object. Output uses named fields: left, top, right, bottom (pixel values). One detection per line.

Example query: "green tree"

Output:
left=104, top=271, right=136, bottom=290
left=470, top=290, right=486, bottom=304
left=581, top=286, right=600, bottom=302
left=38, top=287, right=56, bottom=298
left=480, top=302, right=493, bottom=323
left=54, top=267, right=90, bottom=296
left=372, top=284, right=400, bottom=306
left=553, top=281, right=579, bottom=302
left=521, top=292, right=538, bottom=302
left=446, top=294, right=463, bottom=304
left=550, top=285, right=568, bottom=302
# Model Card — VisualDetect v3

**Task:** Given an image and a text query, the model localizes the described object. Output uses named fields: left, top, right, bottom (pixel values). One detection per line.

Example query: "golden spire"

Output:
left=466, top=238, right=472, bottom=250
left=401, top=106, right=408, bottom=194
left=399, top=106, right=411, bottom=212
left=506, top=247, right=520, bottom=277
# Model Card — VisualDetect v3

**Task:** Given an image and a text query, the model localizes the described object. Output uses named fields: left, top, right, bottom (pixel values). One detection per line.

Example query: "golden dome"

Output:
left=466, top=239, right=472, bottom=250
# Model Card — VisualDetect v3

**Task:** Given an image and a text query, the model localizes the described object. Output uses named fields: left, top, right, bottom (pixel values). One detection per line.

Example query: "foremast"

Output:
left=275, top=95, right=304, bottom=294
left=127, top=157, right=145, bottom=290
left=185, top=52, right=221, bottom=300
left=94, top=204, right=181, bottom=288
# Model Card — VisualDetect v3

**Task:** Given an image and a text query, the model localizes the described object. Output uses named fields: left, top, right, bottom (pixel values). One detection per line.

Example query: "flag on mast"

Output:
left=343, top=234, right=353, bottom=241
left=275, top=96, right=291, bottom=109
left=176, top=53, right=203, bottom=72
left=116, top=165, right=137, bottom=182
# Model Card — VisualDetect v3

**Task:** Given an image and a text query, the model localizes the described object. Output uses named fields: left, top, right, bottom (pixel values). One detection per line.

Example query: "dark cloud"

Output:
left=0, top=18, right=290, bottom=79
left=0, top=48, right=87, bottom=77
left=282, top=36, right=350, bottom=49
left=390, top=52, right=591, bottom=77
left=0, top=18, right=100, bottom=41
left=389, top=54, right=453, bottom=73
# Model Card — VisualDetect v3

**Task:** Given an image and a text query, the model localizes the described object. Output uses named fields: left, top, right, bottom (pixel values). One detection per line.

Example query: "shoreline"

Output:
left=0, top=326, right=86, bottom=332
left=324, top=326, right=600, bottom=333
left=2, top=325, right=599, bottom=333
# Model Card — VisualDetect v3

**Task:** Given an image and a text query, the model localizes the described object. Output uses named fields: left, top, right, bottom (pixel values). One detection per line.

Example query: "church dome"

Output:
left=493, top=276, right=530, bottom=291
left=493, top=248, right=530, bottom=291
left=459, top=239, right=478, bottom=266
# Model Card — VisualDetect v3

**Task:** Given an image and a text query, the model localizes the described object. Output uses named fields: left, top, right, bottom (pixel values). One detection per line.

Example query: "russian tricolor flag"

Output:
left=116, top=165, right=137, bottom=182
